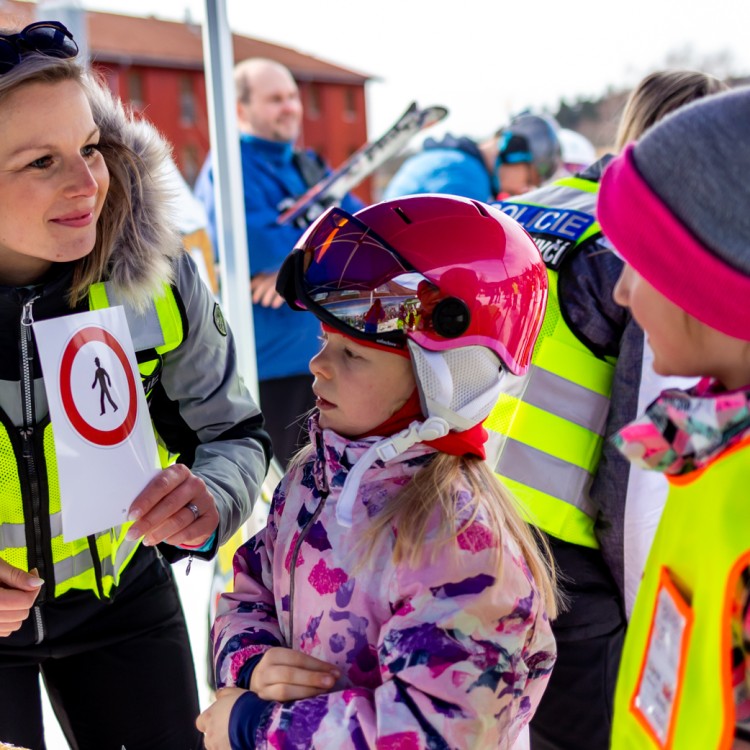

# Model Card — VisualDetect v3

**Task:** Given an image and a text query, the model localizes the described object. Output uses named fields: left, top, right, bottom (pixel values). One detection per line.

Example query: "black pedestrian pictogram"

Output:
left=92, top=357, right=118, bottom=416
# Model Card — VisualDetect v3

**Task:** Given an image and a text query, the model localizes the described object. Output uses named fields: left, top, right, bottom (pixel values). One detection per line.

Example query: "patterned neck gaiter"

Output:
left=612, top=378, right=750, bottom=475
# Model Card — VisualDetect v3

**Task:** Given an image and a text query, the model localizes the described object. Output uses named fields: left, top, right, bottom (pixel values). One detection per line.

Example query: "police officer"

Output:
left=485, top=70, right=727, bottom=750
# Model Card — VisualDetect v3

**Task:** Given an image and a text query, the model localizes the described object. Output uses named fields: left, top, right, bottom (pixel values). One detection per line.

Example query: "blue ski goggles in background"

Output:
left=277, top=207, right=442, bottom=349
left=0, top=21, right=79, bottom=74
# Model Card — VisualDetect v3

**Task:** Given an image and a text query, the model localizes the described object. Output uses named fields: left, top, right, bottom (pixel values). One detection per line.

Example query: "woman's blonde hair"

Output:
left=615, top=69, right=728, bottom=150
left=0, top=53, right=160, bottom=305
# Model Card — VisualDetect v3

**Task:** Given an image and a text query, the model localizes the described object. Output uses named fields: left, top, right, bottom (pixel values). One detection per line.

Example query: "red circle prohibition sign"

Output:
left=59, top=326, right=138, bottom=446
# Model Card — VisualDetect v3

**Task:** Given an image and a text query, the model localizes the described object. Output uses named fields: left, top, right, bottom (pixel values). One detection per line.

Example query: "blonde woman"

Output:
left=0, top=21, right=270, bottom=749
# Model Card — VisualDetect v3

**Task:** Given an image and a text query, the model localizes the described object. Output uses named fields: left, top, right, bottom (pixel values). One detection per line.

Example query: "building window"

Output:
left=308, top=84, right=321, bottom=119
left=179, top=75, right=196, bottom=126
left=344, top=88, right=357, bottom=121
left=127, top=70, right=144, bottom=111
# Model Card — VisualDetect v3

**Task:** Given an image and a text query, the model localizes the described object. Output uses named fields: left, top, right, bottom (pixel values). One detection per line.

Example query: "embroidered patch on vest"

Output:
left=213, top=303, right=228, bottom=337
left=495, top=201, right=596, bottom=270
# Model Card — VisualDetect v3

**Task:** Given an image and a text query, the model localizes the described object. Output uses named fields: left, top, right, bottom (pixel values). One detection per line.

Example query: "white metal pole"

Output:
left=201, top=0, right=259, bottom=401
left=36, top=0, right=88, bottom=63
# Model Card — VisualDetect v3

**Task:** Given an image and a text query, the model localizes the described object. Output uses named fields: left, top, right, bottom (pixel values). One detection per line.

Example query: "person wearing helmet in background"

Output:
left=383, top=112, right=562, bottom=202
left=197, top=195, right=558, bottom=749
left=485, top=69, right=728, bottom=750
left=557, top=128, right=597, bottom=176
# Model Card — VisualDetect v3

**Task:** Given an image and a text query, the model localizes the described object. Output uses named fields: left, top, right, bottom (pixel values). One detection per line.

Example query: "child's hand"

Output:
left=196, top=687, right=244, bottom=750
left=251, top=646, right=340, bottom=701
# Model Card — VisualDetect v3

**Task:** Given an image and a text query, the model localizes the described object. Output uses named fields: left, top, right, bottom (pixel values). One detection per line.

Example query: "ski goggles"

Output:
left=0, top=21, right=79, bottom=74
left=278, top=207, right=444, bottom=349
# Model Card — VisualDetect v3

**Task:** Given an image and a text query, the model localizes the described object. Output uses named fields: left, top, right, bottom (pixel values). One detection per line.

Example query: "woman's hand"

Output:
left=250, top=647, right=340, bottom=701
left=0, top=560, right=44, bottom=637
left=126, top=464, right=219, bottom=548
left=196, top=687, right=244, bottom=750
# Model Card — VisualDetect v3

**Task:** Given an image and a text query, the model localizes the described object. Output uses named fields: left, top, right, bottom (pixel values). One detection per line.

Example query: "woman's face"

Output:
left=0, top=78, right=110, bottom=285
left=614, top=263, right=750, bottom=389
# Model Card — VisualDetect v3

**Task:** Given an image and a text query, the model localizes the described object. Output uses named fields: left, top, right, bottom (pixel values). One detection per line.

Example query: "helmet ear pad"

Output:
left=432, top=297, right=471, bottom=338
left=408, top=342, right=505, bottom=432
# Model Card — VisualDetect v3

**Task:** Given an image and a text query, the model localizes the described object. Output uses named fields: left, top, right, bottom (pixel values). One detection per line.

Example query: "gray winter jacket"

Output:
left=0, top=82, right=271, bottom=627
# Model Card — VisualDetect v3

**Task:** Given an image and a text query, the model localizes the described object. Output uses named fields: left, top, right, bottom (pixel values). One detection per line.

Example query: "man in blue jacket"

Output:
left=195, top=58, right=362, bottom=466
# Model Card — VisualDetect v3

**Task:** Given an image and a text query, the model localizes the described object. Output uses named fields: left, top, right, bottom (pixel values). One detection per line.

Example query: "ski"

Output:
left=277, top=101, right=448, bottom=226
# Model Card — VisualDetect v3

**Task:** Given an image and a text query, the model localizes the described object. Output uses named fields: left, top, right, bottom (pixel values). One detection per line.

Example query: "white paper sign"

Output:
left=33, top=307, right=160, bottom=541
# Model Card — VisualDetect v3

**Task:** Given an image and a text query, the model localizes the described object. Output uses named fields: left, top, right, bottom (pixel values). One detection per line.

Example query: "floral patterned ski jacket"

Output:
left=213, top=416, right=556, bottom=749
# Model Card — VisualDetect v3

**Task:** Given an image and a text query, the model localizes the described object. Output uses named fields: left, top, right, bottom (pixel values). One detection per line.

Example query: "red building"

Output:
left=1, top=1, right=372, bottom=198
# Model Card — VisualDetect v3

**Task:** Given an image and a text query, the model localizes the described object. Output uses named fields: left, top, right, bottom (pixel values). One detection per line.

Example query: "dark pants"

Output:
left=530, top=535, right=626, bottom=749
left=260, top=374, right=315, bottom=468
left=0, top=554, right=203, bottom=750
left=530, top=621, right=625, bottom=750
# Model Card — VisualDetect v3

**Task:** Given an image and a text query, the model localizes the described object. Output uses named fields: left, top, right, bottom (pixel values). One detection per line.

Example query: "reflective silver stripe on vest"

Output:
left=0, top=521, right=26, bottom=549
left=501, top=366, right=610, bottom=435
left=102, top=283, right=166, bottom=351
left=51, top=533, right=138, bottom=586
left=113, top=537, right=139, bottom=574
left=54, top=545, right=100, bottom=583
left=0, top=513, right=63, bottom=550
left=495, top=438, right=596, bottom=518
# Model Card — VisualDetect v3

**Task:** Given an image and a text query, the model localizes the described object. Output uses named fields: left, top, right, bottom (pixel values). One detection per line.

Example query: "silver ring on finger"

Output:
left=186, top=502, right=200, bottom=522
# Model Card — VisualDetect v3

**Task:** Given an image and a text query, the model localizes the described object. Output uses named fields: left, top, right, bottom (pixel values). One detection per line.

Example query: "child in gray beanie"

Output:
left=598, top=86, right=750, bottom=749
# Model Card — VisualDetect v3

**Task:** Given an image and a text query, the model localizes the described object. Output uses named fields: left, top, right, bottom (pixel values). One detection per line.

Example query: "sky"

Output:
left=67, top=0, right=750, bottom=144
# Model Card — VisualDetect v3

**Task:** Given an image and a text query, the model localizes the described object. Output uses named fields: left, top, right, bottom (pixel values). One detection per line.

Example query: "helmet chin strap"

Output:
left=335, top=417, right=449, bottom=527
left=335, top=344, right=504, bottom=527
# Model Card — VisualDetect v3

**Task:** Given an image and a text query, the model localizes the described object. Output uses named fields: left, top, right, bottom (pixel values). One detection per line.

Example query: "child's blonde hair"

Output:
left=293, top=442, right=558, bottom=618
left=369, top=453, right=558, bottom=617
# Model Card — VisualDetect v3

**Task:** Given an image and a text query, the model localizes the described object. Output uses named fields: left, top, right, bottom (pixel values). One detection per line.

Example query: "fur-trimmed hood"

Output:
left=87, top=80, right=183, bottom=307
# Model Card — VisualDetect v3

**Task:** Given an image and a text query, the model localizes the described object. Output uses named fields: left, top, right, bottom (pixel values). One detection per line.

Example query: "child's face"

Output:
left=310, top=331, right=416, bottom=438
left=614, top=263, right=750, bottom=389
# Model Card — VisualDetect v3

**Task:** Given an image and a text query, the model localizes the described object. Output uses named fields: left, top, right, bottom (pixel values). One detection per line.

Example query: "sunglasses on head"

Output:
left=0, top=21, right=78, bottom=75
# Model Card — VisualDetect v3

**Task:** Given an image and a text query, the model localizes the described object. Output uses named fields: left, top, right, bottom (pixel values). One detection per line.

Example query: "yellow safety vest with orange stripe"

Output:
left=487, top=176, right=615, bottom=548
left=611, top=437, right=750, bottom=749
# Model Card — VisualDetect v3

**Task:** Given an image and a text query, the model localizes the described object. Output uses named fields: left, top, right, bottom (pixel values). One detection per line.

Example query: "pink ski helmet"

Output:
left=277, top=194, right=547, bottom=376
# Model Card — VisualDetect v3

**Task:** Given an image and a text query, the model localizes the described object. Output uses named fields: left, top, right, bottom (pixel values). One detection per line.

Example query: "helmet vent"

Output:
left=392, top=206, right=413, bottom=224
left=470, top=200, right=490, bottom=217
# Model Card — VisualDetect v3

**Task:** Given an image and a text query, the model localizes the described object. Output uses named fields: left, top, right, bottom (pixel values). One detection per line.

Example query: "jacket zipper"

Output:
left=288, top=491, right=328, bottom=645
left=20, top=295, right=47, bottom=643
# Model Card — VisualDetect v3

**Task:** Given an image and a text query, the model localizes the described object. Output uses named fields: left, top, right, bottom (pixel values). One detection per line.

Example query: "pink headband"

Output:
left=598, top=144, right=750, bottom=342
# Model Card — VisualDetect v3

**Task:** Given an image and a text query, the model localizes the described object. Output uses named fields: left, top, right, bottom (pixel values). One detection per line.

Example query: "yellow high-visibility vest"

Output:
left=487, top=177, right=615, bottom=548
left=612, top=437, right=750, bottom=749
left=0, top=281, right=183, bottom=599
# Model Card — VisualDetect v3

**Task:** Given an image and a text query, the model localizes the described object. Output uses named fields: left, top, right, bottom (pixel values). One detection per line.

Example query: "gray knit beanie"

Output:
left=598, top=87, right=750, bottom=340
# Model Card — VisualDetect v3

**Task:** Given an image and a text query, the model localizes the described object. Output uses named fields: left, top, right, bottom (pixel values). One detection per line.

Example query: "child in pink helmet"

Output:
left=198, top=195, right=558, bottom=749
left=598, top=88, right=750, bottom=748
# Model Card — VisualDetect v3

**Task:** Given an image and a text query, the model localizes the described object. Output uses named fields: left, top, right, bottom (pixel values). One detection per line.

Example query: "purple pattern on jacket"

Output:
left=213, top=414, right=556, bottom=748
